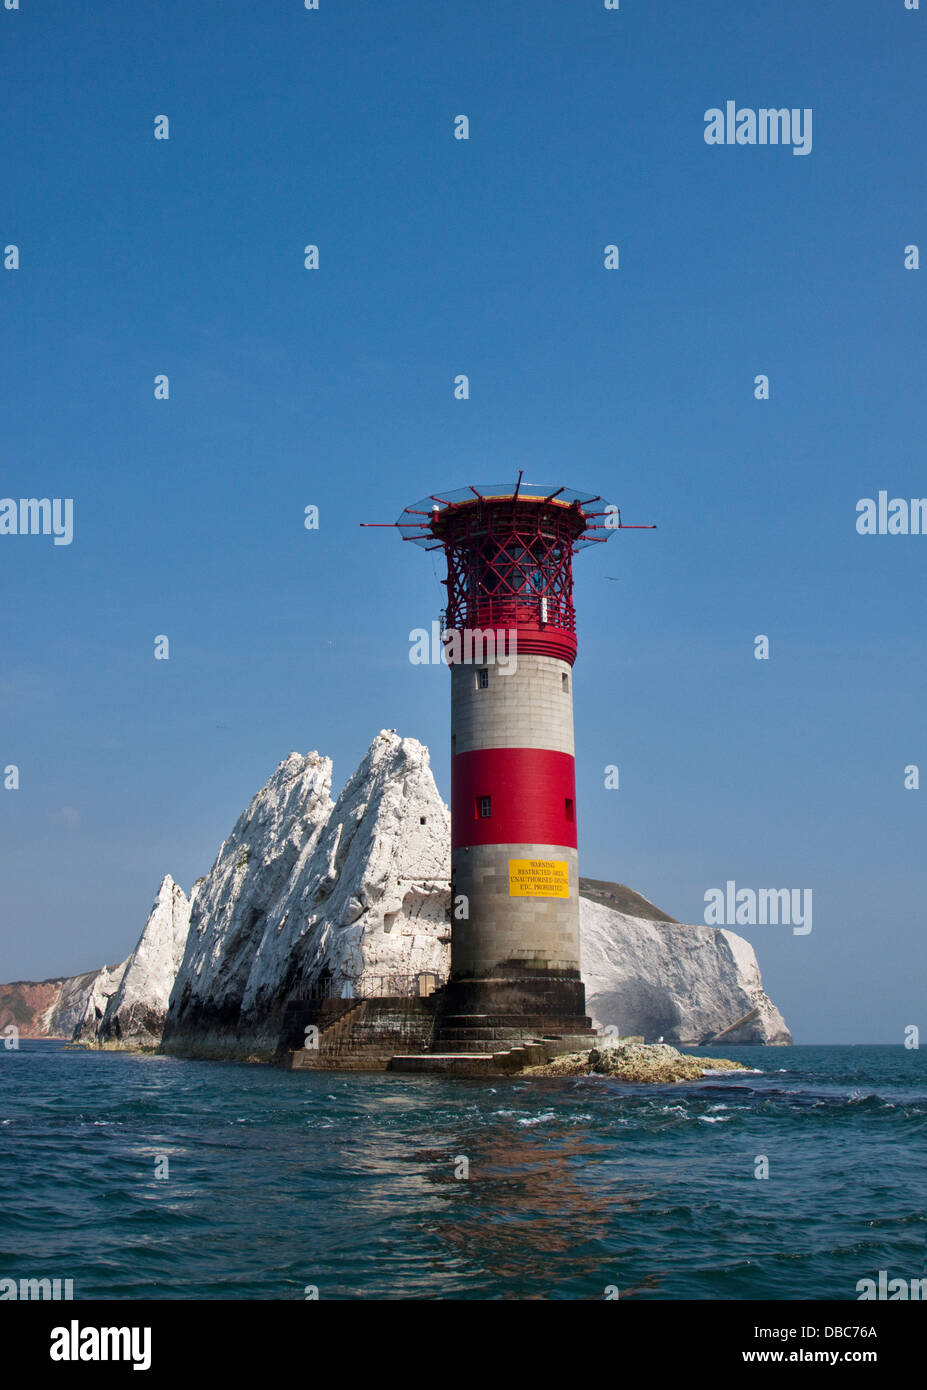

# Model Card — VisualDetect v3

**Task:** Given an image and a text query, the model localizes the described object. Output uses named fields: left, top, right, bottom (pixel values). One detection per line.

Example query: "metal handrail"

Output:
left=300, top=972, right=446, bottom=1002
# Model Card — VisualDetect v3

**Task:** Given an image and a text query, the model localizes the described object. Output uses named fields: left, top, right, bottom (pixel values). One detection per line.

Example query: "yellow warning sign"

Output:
left=508, top=859, right=570, bottom=898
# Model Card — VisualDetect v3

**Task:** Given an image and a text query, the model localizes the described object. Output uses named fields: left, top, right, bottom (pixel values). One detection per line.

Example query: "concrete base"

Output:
left=389, top=1054, right=507, bottom=1076
left=282, top=990, right=596, bottom=1077
left=439, top=972, right=589, bottom=1025
left=430, top=973, right=593, bottom=1062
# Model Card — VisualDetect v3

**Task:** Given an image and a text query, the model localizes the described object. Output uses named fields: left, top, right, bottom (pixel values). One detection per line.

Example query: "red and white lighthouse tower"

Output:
left=371, top=475, right=652, bottom=1053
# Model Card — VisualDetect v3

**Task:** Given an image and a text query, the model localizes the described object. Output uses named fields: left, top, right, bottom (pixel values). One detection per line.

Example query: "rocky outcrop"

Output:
left=5, top=881, right=191, bottom=1049
left=161, top=749, right=334, bottom=1055
left=524, top=1042, right=747, bottom=1082
left=238, top=732, right=450, bottom=1027
left=578, top=895, right=791, bottom=1045
left=38, top=979, right=102, bottom=1039
left=94, top=876, right=192, bottom=1047
left=163, top=732, right=450, bottom=1058
left=72, top=961, right=130, bottom=1042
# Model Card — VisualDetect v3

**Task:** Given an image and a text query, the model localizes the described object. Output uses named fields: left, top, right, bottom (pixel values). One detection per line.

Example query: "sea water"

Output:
left=1, top=1042, right=924, bottom=1300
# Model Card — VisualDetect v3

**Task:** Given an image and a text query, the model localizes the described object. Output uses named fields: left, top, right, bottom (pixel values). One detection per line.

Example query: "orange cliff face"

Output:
left=0, top=979, right=64, bottom=1036
left=0, top=972, right=102, bottom=1039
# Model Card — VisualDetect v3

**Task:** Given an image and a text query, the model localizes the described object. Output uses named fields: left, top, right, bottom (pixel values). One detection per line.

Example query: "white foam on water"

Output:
left=700, top=1066, right=762, bottom=1078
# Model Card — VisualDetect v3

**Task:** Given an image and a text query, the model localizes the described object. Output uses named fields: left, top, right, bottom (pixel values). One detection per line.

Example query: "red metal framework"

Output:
left=362, top=475, right=654, bottom=661
left=438, top=496, right=584, bottom=635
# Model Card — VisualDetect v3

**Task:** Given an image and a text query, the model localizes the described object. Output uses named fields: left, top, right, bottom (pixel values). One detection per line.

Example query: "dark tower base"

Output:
left=441, top=969, right=590, bottom=1022
left=431, top=970, right=596, bottom=1054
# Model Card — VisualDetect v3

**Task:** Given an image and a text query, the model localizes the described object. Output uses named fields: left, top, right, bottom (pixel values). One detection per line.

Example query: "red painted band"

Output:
left=451, top=747, right=577, bottom=849
left=505, top=630, right=577, bottom=664
left=443, top=627, right=577, bottom=667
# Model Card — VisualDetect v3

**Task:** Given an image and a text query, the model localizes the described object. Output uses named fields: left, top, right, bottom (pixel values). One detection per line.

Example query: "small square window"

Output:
left=477, top=668, right=489, bottom=689
left=565, top=798, right=574, bottom=822
left=476, top=795, right=492, bottom=819
left=420, top=816, right=426, bottom=825
left=561, top=672, right=569, bottom=692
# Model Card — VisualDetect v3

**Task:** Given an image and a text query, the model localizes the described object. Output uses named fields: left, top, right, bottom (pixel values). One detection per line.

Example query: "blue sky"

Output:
left=1, top=0, right=924, bottom=1042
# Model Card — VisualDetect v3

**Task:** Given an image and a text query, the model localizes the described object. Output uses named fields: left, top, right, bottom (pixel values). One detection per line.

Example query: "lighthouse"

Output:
left=368, top=475, right=652, bottom=1059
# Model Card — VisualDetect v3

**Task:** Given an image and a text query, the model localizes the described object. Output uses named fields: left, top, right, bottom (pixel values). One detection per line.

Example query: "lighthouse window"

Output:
left=565, top=798, right=574, bottom=822
left=476, top=796, right=492, bottom=819
left=476, top=668, right=489, bottom=689
left=561, top=672, right=569, bottom=693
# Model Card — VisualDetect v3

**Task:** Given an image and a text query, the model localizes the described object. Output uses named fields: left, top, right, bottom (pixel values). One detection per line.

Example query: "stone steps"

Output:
left=286, top=996, right=595, bottom=1076
left=289, top=997, right=436, bottom=1071
left=439, top=1013, right=593, bottom=1031
left=389, top=1035, right=587, bottom=1076
left=439, top=1026, right=531, bottom=1039
left=431, top=1018, right=595, bottom=1054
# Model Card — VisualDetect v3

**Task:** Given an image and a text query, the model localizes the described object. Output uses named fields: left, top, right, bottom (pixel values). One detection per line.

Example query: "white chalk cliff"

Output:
left=163, top=732, right=450, bottom=1055
left=162, top=749, right=335, bottom=1051
left=66, top=730, right=790, bottom=1055
left=96, top=876, right=193, bottom=1047
left=72, top=960, right=130, bottom=1042
left=579, top=900, right=791, bottom=1045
